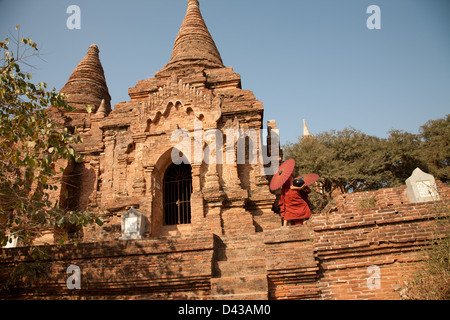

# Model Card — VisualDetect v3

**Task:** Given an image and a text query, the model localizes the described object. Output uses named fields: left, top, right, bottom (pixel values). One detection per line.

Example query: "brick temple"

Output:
left=1, top=0, right=449, bottom=300
left=47, top=0, right=281, bottom=242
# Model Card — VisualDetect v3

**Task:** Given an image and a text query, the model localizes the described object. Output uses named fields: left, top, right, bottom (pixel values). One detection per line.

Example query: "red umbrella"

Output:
left=294, top=173, right=319, bottom=187
left=270, top=159, right=295, bottom=191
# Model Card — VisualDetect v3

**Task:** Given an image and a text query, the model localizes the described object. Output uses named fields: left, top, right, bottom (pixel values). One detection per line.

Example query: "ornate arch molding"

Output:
left=138, top=79, right=222, bottom=133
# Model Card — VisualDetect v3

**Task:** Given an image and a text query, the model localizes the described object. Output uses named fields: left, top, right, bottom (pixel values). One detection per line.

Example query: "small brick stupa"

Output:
left=60, top=44, right=111, bottom=114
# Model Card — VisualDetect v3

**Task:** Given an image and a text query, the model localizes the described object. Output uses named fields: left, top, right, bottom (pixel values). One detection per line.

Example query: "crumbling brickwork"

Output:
left=1, top=182, right=448, bottom=299
left=42, top=0, right=280, bottom=244
left=309, top=181, right=450, bottom=300
left=1, top=235, right=215, bottom=299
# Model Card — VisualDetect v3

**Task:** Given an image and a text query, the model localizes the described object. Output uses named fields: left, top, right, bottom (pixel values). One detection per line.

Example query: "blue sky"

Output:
left=1, top=0, right=449, bottom=146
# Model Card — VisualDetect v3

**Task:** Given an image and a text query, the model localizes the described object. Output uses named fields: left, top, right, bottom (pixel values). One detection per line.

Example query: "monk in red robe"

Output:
left=279, top=171, right=312, bottom=226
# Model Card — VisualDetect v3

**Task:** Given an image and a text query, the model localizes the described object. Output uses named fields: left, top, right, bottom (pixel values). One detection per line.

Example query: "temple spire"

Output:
left=95, top=99, right=108, bottom=117
left=60, top=44, right=111, bottom=114
left=302, top=119, right=313, bottom=139
left=157, top=0, right=224, bottom=75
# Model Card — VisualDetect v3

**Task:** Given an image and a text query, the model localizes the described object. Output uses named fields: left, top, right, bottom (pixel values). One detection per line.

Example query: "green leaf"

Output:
left=58, top=234, right=68, bottom=246
left=0, top=34, right=123, bottom=246
left=69, top=215, right=77, bottom=225
left=95, top=217, right=104, bottom=226
left=57, top=217, right=65, bottom=227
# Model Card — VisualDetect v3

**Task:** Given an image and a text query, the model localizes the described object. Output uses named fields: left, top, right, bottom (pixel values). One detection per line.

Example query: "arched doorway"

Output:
left=163, top=162, right=193, bottom=225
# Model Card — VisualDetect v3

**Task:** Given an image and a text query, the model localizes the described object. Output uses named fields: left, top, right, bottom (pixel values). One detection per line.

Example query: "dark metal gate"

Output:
left=163, top=163, right=192, bottom=225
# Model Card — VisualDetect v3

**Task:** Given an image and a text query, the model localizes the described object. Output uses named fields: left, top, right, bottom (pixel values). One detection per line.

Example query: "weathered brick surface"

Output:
left=58, top=44, right=111, bottom=115
left=0, top=235, right=215, bottom=299
left=264, top=227, right=320, bottom=300
left=156, top=0, right=224, bottom=75
left=210, top=234, right=268, bottom=300
left=308, top=181, right=450, bottom=300
left=43, top=0, right=280, bottom=243
left=1, top=182, right=449, bottom=300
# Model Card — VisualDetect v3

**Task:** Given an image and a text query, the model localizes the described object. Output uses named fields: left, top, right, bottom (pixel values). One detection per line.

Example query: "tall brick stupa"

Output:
left=48, top=0, right=281, bottom=242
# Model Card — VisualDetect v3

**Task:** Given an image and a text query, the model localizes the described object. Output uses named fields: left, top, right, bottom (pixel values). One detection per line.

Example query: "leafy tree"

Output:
left=283, top=115, right=449, bottom=212
left=284, top=128, right=391, bottom=204
left=0, top=28, right=102, bottom=249
left=318, top=128, right=392, bottom=192
left=383, top=129, right=425, bottom=184
left=418, top=115, right=450, bottom=183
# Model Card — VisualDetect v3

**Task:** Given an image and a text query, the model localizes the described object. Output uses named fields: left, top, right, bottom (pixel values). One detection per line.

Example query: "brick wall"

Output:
left=1, top=183, right=448, bottom=300
left=309, top=181, right=450, bottom=300
left=0, top=235, right=215, bottom=299
left=264, top=227, right=320, bottom=300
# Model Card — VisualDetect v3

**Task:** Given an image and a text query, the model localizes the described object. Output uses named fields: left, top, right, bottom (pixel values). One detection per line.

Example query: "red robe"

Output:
left=279, top=177, right=312, bottom=221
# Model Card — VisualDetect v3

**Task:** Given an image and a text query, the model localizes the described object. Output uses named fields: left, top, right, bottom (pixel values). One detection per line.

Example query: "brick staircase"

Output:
left=220, top=208, right=257, bottom=236
left=211, top=234, right=269, bottom=300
